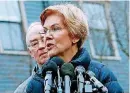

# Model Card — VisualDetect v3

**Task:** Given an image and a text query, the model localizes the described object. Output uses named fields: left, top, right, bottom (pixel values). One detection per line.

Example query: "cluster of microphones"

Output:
left=41, top=57, right=108, bottom=93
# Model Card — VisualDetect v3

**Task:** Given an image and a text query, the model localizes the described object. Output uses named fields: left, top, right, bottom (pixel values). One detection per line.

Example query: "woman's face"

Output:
left=43, top=14, right=74, bottom=58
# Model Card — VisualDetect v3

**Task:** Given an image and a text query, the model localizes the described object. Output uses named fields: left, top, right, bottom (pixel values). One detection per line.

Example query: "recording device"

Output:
left=61, top=63, right=75, bottom=93
left=42, top=60, right=58, bottom=93
left=86, top=71, right=108, bottom=93
left=75, top=65, right=85, bottom=93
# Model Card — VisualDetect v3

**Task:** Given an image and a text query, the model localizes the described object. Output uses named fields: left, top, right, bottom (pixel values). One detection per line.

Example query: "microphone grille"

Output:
left=51, top=56, right=64, bottom=67
left=42, top=61, right=58, bottom=77
left=61, top=63, right=75, bottom=78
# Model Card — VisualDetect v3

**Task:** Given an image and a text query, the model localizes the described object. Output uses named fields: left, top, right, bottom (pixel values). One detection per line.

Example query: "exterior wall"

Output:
left=83, top=1, right=129, bottom=92
left=0, top=55, right=31, bottom=93
left=24, top=1, right=44, bottom=26
left=0, top=1, right=45, bottom=93
left=108, top=1, right=129, bottom=92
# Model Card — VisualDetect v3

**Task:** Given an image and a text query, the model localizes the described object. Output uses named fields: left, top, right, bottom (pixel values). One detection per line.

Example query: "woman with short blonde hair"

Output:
left=40, top=4, right=89, bottom=48
left=40, top=4, right=123, bottom=93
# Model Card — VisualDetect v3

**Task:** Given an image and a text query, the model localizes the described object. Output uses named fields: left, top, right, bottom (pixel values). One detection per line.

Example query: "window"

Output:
left=82, top=3, right=121, bottom=60
left=0, top=1, right=28, bottom=55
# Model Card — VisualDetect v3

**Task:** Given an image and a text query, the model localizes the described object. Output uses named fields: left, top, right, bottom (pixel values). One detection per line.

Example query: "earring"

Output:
left=72, top=40, right=76, bottom=44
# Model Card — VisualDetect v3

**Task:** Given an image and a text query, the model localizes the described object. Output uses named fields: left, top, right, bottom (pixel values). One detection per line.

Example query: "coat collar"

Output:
left=71, top=48, right=91, bottom=69
left=33, top=48, right=91, bottom=74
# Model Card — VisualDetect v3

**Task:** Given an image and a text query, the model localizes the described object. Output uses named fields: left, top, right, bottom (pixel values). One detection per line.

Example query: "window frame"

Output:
left=80, top=1, right=121, bottom=60
left=0, top=1, right=28, bottom=55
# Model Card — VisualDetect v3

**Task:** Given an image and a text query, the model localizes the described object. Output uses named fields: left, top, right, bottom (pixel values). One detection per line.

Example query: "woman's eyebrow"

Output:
left=43, top=23, right=60, bottom=29
left=51, top=24, right=60, bottom=27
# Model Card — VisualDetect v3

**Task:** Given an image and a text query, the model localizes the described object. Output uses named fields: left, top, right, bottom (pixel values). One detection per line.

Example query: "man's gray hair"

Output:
left=26, top=22, right=42, bottom=47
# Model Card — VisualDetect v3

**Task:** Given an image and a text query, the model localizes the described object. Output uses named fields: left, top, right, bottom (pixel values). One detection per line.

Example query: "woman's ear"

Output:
left=72, top=36, right=80, bottom=44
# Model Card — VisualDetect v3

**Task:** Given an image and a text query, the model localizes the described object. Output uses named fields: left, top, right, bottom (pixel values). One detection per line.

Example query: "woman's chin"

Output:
left=48, top=50, right=59, bottom=57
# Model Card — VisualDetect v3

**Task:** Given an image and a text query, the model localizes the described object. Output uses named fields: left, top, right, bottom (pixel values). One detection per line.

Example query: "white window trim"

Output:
left=0, top=16, right=21, bottom=22
left=89, top=35, right=121, bottom=60
left=0, top=1, right=29, bottom=55
left=90, top=3, right=121, bottom=60
left=81, top=2, right=121, bottom=60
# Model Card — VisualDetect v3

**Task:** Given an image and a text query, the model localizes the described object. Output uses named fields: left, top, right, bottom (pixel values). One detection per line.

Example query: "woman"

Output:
left=40, top=4, right=123, bottom=93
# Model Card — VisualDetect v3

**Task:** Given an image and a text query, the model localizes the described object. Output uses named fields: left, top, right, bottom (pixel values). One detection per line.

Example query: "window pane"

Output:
left=91, top=29, right=114, bottom=56
left=82, top=3, right=115, bottom=56
left=0, top=1, right=21, bottom=22
left=0, top=22, right=12, bottom=50
left=0, top=1, right=26, bottom=51
left=0, top=22, right=25, bottom=51
left=82, top=3, right=107, bottom=30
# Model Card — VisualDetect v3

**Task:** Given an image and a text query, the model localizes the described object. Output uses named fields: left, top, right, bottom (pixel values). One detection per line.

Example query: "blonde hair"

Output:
left=40, top=4, right=89, bottom=48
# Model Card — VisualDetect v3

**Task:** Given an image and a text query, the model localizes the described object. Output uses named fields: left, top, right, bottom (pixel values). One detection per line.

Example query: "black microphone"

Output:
left=75, top=65, right=85, bottom=93
left=42, top=60, right=58, bottom=93
left=50, top=56, right=64, bottom=67
left=86, top=71, right=108, bottom=93
left=61, top=63, right=75, bottom=93
left=50, top=57, right=65, bottom=93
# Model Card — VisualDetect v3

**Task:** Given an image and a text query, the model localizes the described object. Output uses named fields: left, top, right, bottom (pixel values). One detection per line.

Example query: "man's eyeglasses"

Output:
left=28, top=37, right=45, bottom=49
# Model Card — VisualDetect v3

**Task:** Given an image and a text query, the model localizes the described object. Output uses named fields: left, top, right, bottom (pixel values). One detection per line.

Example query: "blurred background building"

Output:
left=0, top=1, right=129, bottom=93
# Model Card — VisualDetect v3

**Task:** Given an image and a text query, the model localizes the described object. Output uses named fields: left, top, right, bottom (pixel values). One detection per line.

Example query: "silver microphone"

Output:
left=44, top=71, right=53, bottom=93
left=57, top=66, right=62, bottom=93
left=61, top=63, right=75, bottom=93
left=75, top=65, right=85, bottom=93
left=42, top=60, right=58, bottom=93
left=86, top=71, right=108, bottom=93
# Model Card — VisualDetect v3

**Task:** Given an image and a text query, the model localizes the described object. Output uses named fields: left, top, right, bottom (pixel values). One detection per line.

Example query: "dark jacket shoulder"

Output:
left=26, top=72, right=44, bottom=93
left=72, top=48, right=124, bottom=93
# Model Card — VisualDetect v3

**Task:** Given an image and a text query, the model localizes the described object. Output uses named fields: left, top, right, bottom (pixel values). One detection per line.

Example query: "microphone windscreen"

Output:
left=61, top=63, right=75, bottom=79
left=50, top=56, right=64, bottom=67
left=42, top=60, right=58, bottom=77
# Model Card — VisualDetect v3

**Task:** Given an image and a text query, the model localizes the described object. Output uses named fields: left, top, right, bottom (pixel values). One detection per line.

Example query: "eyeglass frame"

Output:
left=27, top=32, right=46, bottom=50
left=28, top=24, right=66, bottom=49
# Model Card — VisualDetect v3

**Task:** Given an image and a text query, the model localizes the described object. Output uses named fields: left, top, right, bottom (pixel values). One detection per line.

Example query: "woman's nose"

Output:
left=45, top=31, right=53, bottom=40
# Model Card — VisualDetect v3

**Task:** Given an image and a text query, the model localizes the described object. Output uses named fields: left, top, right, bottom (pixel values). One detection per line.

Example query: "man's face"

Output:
left=27, top=24, right=49, bottom=65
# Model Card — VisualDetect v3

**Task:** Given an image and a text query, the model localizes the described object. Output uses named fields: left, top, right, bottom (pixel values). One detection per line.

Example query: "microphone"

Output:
left=50, top=57, right=65, bottom=93
left=61, top=63, right=75, bottom=93
left=75, top=65, right=85, bottom=93
left=42, top=60, right=58, bottom=93
left=86, top=71, right=108, bottom=93
left=50, top=56, right=64, bottom=67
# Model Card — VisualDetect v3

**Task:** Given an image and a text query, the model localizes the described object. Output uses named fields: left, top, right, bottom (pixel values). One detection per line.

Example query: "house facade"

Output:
left=0, top=1, right=128, bottom=93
